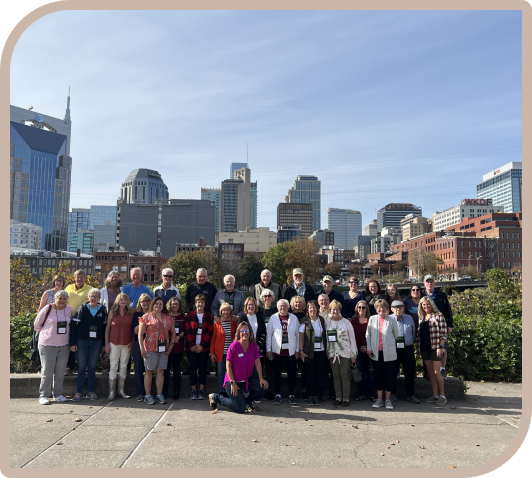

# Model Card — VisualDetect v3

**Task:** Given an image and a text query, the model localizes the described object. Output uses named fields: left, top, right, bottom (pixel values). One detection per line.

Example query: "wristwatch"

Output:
left=170, top=342, right=174, bottom=346
left=230, top=380, right=235, bottom=384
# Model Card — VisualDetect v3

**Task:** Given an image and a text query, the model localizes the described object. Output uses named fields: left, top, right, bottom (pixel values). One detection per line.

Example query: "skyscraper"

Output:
left=201, top=188, right=222, bottom=233
left=119, top=169, right=169, bottom=204
left=285, top=175, right=321, bottom=231
left=477, top=161, right=522, bottom=213
left=277, top=203, right=313, bottom=237
left=364, top=219, right=378, bottom=236
left=377, top=203, right=422, bottom=233
left=10, top=96, right=73, bottom=251
left=327, top=208, right=362, bottom=249
left=68, top=209, right=90, bottom=250
left=230, top=162, right=247, bottom=179
left=221, top=167, right=252, bottom=232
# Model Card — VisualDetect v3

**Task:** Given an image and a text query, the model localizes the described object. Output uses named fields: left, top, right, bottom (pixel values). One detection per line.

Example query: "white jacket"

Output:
left=99, top=287, right=122, bottom=312
left=266, top=312, right=300, bottom=356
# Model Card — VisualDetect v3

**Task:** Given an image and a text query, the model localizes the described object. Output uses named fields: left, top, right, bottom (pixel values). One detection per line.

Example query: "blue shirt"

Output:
left=153, top=284, right=181, bottom=305
left=122, top=283, right=154, bottom=308
left=88, top=305, right=100, bottom=317
left=390, top=313, right=416, bottom=346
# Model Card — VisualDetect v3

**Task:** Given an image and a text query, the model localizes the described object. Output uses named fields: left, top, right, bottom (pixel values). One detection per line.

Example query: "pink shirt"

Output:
left=378, top=316, right=385, bottom=351
left=223, top=341, right=260, bottom=391
left=34, top=305, right=73, bottom=347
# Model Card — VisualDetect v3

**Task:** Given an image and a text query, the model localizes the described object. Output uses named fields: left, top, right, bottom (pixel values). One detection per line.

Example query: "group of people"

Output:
left=33, top=266, right=453, bottom=414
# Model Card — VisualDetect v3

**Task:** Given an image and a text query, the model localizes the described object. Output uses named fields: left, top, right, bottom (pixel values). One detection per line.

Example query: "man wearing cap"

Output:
left=252, top=269, right=282, bottom=308
left=317, top=276, right=345, bottom=313
left=283, top=268, right=316, bottom=309
left=423, top=275, right=453, bottom=379
left=389, top=300, right=420, bottom=404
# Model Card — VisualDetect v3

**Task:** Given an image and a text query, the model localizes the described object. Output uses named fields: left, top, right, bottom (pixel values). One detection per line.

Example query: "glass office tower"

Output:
left=477, top=162, right=522, bottom=213
left=285, top=175, right=321, bottom=231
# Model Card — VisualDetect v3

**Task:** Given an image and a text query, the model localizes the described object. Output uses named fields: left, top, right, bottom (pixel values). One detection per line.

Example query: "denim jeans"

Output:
left=214, top=376, right=266, bottom=414
left=356, top=352, right=376, bottom=398
left=216, top=354, right=227, bottom=393
left=76, top=338, right=103, bottom=394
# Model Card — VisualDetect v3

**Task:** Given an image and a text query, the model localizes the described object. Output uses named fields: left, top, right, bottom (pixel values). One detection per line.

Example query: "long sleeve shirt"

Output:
left=390, top=313, right=417, bottom=346
left=324, top=317, right=358, bottom=360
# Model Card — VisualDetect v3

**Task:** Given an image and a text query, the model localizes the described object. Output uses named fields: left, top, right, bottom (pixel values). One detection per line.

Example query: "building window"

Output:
left=151, top=274, right=155, bottom=282
left=503, top=262, right=506, bottom=268
left=517, top=232, right=520, bottom=239
left=512, top=243, right=515, bottom=249
left=502, top=251, right=505, bottom=258
left=502, top=242, right=505, bottom=249
left=144, top=274, right=148, bottom=282
left=512, top=232, right=515, bottom=239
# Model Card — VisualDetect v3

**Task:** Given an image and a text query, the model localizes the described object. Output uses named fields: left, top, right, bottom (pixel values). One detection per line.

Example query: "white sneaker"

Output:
left=39, top=397, right=50, bottom=405
left=56, top=395, right=67, bottom=402
left=385, top=399, right=394, bottom=410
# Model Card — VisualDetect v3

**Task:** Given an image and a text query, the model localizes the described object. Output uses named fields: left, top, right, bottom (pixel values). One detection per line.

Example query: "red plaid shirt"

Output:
left=416, top=313, right=448, bottom=351
left=185, top=310, right=214, bottom=353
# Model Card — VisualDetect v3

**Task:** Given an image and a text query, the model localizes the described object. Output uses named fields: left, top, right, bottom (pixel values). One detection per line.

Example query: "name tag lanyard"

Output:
left=326, top=318, right=339, bottom=343
left=153, top=313, right=166, bottom=351
left=313, top=319, right=323, bottom=349
left=56, top=308, right=68, bottom=335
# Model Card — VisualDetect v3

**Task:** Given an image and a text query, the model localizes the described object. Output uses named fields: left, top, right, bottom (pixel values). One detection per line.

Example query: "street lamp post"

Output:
left=468, top=253, right=472, bottom=271
left=476, top=254, right=482, bottom=275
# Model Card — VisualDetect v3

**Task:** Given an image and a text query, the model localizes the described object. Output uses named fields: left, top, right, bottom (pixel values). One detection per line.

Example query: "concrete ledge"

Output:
left=10, top=373, right=465, bottom=400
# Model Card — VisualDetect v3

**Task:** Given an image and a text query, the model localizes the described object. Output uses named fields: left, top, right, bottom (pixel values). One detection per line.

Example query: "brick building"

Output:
left=94, top=251, right=129, bottom=281
left=128, top=252, right=168, bottom=284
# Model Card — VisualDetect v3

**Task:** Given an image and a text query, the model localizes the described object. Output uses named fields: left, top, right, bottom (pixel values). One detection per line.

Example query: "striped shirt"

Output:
left=221, top=320, right=233, bottom=354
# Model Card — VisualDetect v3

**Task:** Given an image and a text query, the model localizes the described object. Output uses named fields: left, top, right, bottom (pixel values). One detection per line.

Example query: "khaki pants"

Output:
left=38, top=344, right=70, bottom=398
left=109, top=343, right=131, bottom=380
left=329, top=356, right=351, bottom=401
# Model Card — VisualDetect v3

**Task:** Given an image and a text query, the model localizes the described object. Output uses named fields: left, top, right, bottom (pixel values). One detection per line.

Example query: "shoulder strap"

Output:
left=44, top=304, right=53, bottom=321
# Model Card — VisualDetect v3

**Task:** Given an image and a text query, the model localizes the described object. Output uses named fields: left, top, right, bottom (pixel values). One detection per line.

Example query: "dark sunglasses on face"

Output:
left=163, top=275, right=173, bottom=278
left=349, top=281, right=358, bottom=284
left=358, top=306, right=366, bottom=309
left=412, top=289, right=420, bottom=292
left=241, top=329, right=250, bottom=333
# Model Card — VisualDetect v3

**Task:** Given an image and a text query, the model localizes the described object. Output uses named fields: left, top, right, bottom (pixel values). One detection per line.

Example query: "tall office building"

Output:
left=119, top=169, right=169, bottom=204
left=230, top=162, right=247, bottom=179
left=285, top=175, right=321, bottom=231
left=90, top=205, right=116, bottom=228
left=477, top=162, right=522, bottom=213
left=377, top=203, right=422, bottom=233
left=327, top=208, right=362, bottom=249
left=250, top=180, right=257, bottom=228
left=10, top=220, right=43, bottom=249
left=221, top=167, right=252, bottom=232
left=277, top=203, right=313, bottom=237
left=365, top=219, right=378, bottom=236
left=10, top=98, right=72, bottom=251
left=67, top=209, right=90, bottom=250
left=70, top=229, right=94, bottom=254
left=201, top=188, right=222, bottom=233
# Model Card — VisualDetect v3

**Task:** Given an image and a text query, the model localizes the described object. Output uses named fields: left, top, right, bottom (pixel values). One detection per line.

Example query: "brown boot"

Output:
left=118, top=376, right=130, bottom=399
left=108, top=378, right=117, bottom=401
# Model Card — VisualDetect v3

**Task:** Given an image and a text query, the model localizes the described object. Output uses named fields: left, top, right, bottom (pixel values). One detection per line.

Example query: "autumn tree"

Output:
left=284, top=238, right=321, bottom=285
left=408, top=250, right=444, bottom=279
left=324, top=262, right=342, bottom=278
left=166, top=249, right=222, bottom=288
left=239, top=255, right=264, bottom=287
left=348, top=263, right=361, bottom=277
left=261, top=242, right=290, bottom=286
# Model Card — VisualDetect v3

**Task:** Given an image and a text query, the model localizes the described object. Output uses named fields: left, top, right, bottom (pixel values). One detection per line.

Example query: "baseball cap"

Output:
left=391, top=300, right=404, bottom=307
left=424, top=274, right=435, bottom=282
left=323, top=275, right=334, bottom=282
left=293, top=268, right=304, bottom=276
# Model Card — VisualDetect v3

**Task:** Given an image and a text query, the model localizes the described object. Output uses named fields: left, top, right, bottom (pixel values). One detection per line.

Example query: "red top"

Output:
left=351, top=318, right=368, bottom=348
left=378, top=316, right=385, bottom=351
left=274, top=315, right=290, bottom=357
left=170, top=313, right=186, bottom=354
left=139, top=312, right=173, bottom=352
left=109, top=313, right=133, bottom=345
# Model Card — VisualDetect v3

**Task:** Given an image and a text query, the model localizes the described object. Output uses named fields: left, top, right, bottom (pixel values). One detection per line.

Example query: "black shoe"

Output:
left=302, top=391, right=308, bottom=400
left=136, top=395, right=144, bottom=402
left=198, top=390, right=205, bottom=400
left=314, top=396, right=322, bottom=406
left=267, top=390, right=274, bottom=401
left=173, top=393, right=179, bottom=400
left=274, top=395, right=281, bottom=405
left=289, top=395, right=297, bottom=405
left=319, top=395, right=330, bottom=401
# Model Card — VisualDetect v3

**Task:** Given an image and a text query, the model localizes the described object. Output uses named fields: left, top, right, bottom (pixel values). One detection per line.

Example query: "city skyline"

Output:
left=9, top=10, right=522, bottom=231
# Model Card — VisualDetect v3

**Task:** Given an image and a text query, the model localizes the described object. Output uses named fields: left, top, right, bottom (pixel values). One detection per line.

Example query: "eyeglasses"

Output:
left=241, top=329, right=250, bottom=333
left=349, top=281, right=359, bottom=284
left=263, top=295, right=272, bottom=298
left=357, top=306, right=366, bottom=309
left=163, top=275, right=173, bottom=278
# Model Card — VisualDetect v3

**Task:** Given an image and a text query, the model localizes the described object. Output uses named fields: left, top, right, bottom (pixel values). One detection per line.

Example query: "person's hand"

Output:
left=140, top=348, right=147, bottom=358
left=295, top=352, right=300, bottom=360
left=367, top=350, right=373, bottom=358
left=230, top=382, right=239, bottom=397
left=105, top=344, right=110, bottom=354
left=447, top=327, right=453, bottom=334
left=436, top=348, right=442, bottom=359
left=210, top=355, right=216, bottom=363
left=360, top=345, right=367, bottom=354
left=101, top=346, right=106, bottom=353
left=260, top=378, right=268, bottom=390
left=128, top=342, right=133, bottom=352
left=266, top=352, right=272, bottom=361
left=214, top=316, right=221, bottom=324
left=299, top=351, right=307, bottom=362
left=196, top=345, right=203, bottom=353
left=351, top=357, right=356, bottom=364
left=232, top=315, right=238, bottom=322
left=70, top=346, right=77, bottom=352
left=175, top=335, right=180, bottom=342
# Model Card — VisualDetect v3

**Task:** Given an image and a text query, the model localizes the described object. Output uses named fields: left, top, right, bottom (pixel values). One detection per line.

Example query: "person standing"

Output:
left=403, top=285, right=423, bottom=329
left=210, top=303, right=237, bottom=396
left=318, top=275, right=345, bottom=311
left=385, top=284, right=401, bottom=307
left=69, top=288, right=108, bottom=401
left=211, top=275, right=246, bottom=318
left=389, top=300, right=420, bottom=404
left=153, top=268, right=181, bottom=305
left=423, top=275, right=453, bottom=379
left=266, top=299, right=300, bottom=405
left=365, top=279, right=385, bottom=316
left=99, top=270, right=122, bottom=377
left=283, top=268, right=316, bottom=306
left=185, top=294, right=214, bottom=400
left=366, top=299, right=399, bottom=410
left=342, top=276, right=365, bottom=319
left=64, top=270, right=92, bottom=375
left=122, top=267, right=154, bottom=308
left=298, top=300, right=327, bottom=406
left=317, top=293, right=334, bottom=401
left=104, top=293, right=133, bottom=400
left=38, top=274, right=66, bottom=311
left=184, top=268, right=218, bottom=312
left=163, top=296, right=186, bottom=400
left=324, top=300, right=358, bottom=407
left=257, top=289, right=277, bottom=400
left=34, top=290, right=72, bottom=404
left=130, top=294, right=151, bottom=401
left=138, top=297, right=176, bottom=405
left=252, top=269, right=282, bottom=308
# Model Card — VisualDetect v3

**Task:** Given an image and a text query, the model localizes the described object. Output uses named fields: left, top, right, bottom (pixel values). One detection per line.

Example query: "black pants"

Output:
left=131, top=340, right=145, bottom=396
left=373, top=351, right=395, bottom=392
left=163, top=352, right=183, bottom=397
left=67, top=350, right=76, bottom=370
left=265, top=355, right=274, bottom=388
left=189, top=351, right=207, bottom=387
left=273, top=354, right=296, bottom=396
left=299, top=357, right=307, bottom=391
left=305, top=350, right=327, bottom=397
left=392, top=345, right=416, bottom=397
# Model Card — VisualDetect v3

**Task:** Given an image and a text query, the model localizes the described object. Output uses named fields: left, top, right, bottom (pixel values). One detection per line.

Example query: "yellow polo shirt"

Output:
left=65, top=283, right=93, bottom=317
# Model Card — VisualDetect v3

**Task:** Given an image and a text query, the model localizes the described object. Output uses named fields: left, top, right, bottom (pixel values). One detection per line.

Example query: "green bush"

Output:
left=10, top=313, right=36, bottom=373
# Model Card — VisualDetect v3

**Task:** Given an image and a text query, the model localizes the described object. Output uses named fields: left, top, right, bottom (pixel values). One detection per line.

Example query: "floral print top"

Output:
left=138, top=312, right=173, bottom=352
left=324, top=317, right=358, bottom=360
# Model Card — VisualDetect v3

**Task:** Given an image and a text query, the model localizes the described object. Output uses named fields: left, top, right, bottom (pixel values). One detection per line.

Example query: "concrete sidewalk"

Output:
left=9, top=381, right=522, bottom=468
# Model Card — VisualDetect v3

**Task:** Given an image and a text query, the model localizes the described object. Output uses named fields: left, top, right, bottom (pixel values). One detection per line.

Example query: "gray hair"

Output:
left=130, top=267, right=141, bottom=276
left=260, top=288, right=274, bottom=299
left=55, top=290, right=69, bottom=299
left=318, top=294, right=330, bottom=301
left=261, top=269, right=271, bottom=276
left=197, top=268, right=207, bottom=274
left=224, top=274, right=235, bottom=282
left=162, top=268, right=173, bottom=276
left=88, top=288, right=101, bottom=297
left=277, top=299, right=289, bottom=308
left=104, top=271, right=122, bottom=288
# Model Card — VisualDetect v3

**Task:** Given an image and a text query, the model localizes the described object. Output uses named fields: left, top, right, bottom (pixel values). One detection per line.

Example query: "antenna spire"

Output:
left=247, top=142, right=248, bottom=166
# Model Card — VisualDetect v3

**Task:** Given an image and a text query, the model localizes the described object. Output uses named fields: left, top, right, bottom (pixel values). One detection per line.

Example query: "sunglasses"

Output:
left=241, top=329, right=250, bottom=333
left=163, top=275, right=173, bottom=278
left=357, top=306, right=366, bottom=309
left=349, top=281, right=359, bottom=284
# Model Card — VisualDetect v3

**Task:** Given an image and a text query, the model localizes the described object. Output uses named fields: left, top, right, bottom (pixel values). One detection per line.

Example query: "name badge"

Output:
left=327, top=329, right=338, bottom=342
left=238, top=353, right=244, bottom=357
left=281, top=335, right=289, bottom=349
left=314, top=336, right=323, bottom=350
left=174, top=324, right=180, bottom=334
left=264, top=317, right=270, bottom=324
left=158, top=341, right=166, bottom=353
left=57, top=321, right=67, bottom=335
left=197, top=322, right=203, bottom=335
left=396, top=336, right=405, bottom=349
left=89, top=325, right=97, bottom=339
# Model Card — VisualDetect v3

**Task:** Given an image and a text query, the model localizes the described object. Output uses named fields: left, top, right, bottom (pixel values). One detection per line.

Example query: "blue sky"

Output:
left=9, top=10, right=522, bottom=229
